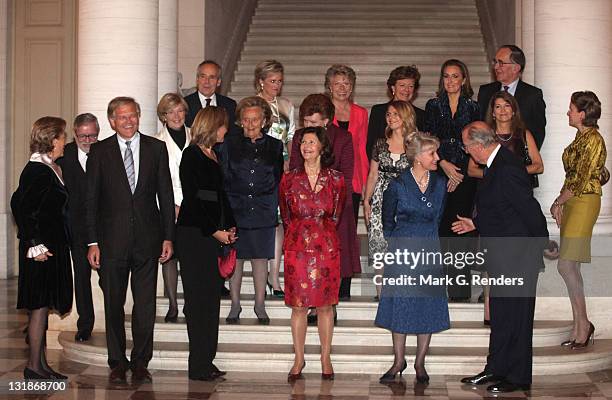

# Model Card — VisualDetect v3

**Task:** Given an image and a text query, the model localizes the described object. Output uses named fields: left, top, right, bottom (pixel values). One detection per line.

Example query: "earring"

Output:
left=260, top=83, right=264, bottom=90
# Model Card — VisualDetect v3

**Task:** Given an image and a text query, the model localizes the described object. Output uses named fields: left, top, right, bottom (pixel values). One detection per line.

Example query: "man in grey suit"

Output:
left=86, top=97, right=175, bottom=383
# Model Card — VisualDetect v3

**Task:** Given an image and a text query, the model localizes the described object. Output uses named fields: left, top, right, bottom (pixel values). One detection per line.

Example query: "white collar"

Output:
left=198, top=92, right=217, bottom=106
left=500, top=78, right=520, bottom=95
left=29, top=152, right=64, bottom=184
left=486, top=144, right=502, bottom=168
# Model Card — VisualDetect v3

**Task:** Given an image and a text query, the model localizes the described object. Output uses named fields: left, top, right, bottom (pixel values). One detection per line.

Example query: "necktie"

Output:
left=205, top=98, right=212, bottom=107
left=124, top=140, right=136, bottom=193
left=503, top=85, right=509, bottom=92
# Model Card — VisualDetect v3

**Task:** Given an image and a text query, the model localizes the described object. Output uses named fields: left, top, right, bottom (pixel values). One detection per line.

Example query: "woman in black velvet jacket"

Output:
left=176, top=106, right=236, bottom=381
left=12, top=116, right=71, bottom=380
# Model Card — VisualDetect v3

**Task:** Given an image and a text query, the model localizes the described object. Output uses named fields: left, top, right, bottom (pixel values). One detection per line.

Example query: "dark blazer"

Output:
left=218, top=132, right=283, bottom=229
left=57, top=142, right=87, bottom=243
left=85, top=133, right=175, bottom=260
left=474, top=145, right=548, bottom=240
left=477, top=80, right=546, bottom=149
left=177, top=144, right=236, bottom=235
left=366, top=102, right=425, bottom=161
left=184, top=91, right=238, bottom=136
left=12, top=162, right=69, bottom=249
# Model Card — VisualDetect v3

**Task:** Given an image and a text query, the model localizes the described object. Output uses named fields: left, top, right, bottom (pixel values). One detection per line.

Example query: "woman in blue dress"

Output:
left=375, top=131, right=450, bottom=383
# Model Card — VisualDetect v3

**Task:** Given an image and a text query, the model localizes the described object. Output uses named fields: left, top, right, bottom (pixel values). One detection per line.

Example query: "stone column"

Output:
left=158, top=0, right=178, bottom=106
left=0, top=0, right=14, bottom=279
left=520, top=0, right=535, bottom=84
left=78, top=0, right=159, bottom=138
left=534, top=0, right=612, bottom=236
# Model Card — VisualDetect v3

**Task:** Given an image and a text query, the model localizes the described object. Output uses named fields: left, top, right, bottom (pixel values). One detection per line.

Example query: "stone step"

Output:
left=236, top=54, right=488, bottom=64
left=245, top=35, right=484, bottom=44
left=157, top=296, right=488, bottom=322
left=250, top=19, right=481, bottom=27
left=241, top=46, right=487, bottom=56
left=234, top=63, right=490, bottom=75
left=58, top=332, right=612, bottom=375
left=258, top=0, right=475, bottom=4
left=248, top=26, right=483, bottom=35
left=253, top=11, right=479, bottom=19
left=135, top=316, right=571, bottom=348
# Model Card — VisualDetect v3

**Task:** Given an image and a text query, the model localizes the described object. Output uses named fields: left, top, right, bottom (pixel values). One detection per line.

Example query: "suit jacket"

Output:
left=478, top=80, right=546, bottom=149
left=85, top=133, right=175, bottom=260
left=474, top=146, right=548, bottom=278
left=56, top=142, right=87, bottom=243
left=184, top=91, right=238, bottom=136
left=366, top=102, right=425, bottom=161
left=154, top=125, right=191, bottom=206
left=333, top=103, right=369, bottom=194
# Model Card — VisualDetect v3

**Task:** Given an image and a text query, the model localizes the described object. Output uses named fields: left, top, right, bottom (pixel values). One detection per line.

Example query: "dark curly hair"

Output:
left=571, top=91, right=601, bottom=128
left=299, top=126, right=334, bottom=168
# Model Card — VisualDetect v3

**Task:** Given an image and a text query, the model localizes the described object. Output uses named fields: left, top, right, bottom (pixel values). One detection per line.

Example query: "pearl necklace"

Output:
left=410, top=167, right=429, bottom=190
left=495, top=131, right=513, bottom=142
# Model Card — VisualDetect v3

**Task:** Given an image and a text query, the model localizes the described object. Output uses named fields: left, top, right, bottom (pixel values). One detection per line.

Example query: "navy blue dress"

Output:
left=374, top=170, right=450, bottom=334
left=218, top=132, right=283, bottom=259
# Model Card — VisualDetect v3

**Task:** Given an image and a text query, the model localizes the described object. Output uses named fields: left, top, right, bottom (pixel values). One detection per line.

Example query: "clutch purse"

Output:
left=600, top=166, right=610, bottom=186
left=218, top=245, right=237, bottom=278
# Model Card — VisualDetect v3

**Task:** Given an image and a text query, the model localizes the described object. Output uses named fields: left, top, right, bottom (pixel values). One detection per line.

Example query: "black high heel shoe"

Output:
left=571, top=322, right=595, bottom=349
left=379, top=359, right=407, bottom=383
left=44, top=366, right=68, bottom=380
left=287, top=361, right=306, bottom=382
left=414, top=364, right=429, bottom=383
left=225, top=306, right=242, bottom=324
left=266, top=281, right=285, bottom=299
left=254, top=308, right=270, bottom=325
left=24, top=367, right=50, bottom=380
left=561, top=339, right=575, bottom=346
left=164, top=308, right=178, bottom=323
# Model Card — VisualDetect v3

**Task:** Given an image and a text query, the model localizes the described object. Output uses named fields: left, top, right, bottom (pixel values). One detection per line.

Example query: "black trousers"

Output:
left=439, top=176, right=476, bottom=299
left=98, top=251, right=158, bottom=369
left=484, top=273, right=538, bottom=385
left=176, top=226, right=222, bottom=377
left=71, top=241, right=96, bottom=333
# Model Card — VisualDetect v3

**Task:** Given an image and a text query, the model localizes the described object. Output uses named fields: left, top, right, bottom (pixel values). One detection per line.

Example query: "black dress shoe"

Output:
left=24, top=367, right=51, bottom=379
left=461, top=371, right=503, bottom=385
left=131, top=365, right=152, bottom=382
left=211, top=364, right=226, bottom=377
left=487, top=380, right=530, bottom=393
left=164, top=309, right=178, bottom=323
left=109, top=365, right=128, bottom=383
left=75, top=330, right=91, bottom=342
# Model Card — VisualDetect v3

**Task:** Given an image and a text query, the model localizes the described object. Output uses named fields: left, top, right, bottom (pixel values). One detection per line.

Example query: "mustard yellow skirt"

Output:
left=560, top=194, right=601, bottom=263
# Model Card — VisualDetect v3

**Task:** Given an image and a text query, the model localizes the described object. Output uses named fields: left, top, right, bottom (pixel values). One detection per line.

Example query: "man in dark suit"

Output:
left=86, top=97, right=175, bottom=383
left=56, top=113, right=100, bottom=342
left=477, top=45, right=547, bottom=149
left=184, top=60, right=237, bottom=134
left=453, top=121, right=548, bottom=393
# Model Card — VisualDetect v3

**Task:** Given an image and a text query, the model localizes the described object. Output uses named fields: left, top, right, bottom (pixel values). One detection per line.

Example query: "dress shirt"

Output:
left=486, top=144, right=502, bottom=168
left=116, top=132, right=140, bottom=186
left=78, top=146, right=88, bottom=172
left=503, top=78, right=519, bottom=96
left=198, top=92, right=217, bottom=108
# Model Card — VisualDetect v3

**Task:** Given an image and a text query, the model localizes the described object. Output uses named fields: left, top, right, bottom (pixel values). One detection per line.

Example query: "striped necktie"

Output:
left=124, top=140, right=135, bottom=193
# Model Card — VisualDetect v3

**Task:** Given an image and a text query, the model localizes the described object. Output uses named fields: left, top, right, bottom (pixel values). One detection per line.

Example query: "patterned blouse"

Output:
left=562, top=127, right=607, bottom=196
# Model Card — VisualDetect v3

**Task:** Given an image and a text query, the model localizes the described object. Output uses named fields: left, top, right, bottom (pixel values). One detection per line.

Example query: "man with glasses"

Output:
left=477, top=45, right=546, bottom=149
left=57, top=113, right=100, bottom=342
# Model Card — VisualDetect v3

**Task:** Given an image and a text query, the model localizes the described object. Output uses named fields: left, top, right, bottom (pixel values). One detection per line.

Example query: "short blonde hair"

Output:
left=235, top=96, right=273, bottom=131
left=254, top=60, right=284, bottom=93
left=405, top=131, right=440, bottom=166
left=324, top=64, right=357, bottom=102
left=30, top=116, right=66, bottom=154
left=156, top=93, right=189, bottom=123
left=191, top=106, right=228, bottom=148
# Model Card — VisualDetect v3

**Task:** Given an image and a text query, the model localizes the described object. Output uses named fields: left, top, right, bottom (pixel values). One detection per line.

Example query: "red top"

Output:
left=333, top=102, right=369, bottom=194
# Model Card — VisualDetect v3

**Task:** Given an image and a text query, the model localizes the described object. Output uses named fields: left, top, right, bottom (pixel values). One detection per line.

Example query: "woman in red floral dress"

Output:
left=279, top=126, right=346, bottom=381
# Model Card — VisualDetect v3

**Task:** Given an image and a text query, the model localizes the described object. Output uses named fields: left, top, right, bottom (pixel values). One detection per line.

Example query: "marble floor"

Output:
left=2, top=278, right=612, bottom=399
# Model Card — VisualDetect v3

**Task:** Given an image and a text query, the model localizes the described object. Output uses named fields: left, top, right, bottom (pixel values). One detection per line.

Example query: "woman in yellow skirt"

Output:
left=550, top=91, right=607, bottom=350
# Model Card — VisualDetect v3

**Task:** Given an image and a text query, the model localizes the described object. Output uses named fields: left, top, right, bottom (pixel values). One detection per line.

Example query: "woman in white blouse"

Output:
left=155, top=93, right=191, bottom=322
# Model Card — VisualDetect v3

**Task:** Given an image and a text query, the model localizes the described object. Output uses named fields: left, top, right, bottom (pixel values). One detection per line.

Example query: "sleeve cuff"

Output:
left=26, top=244, right=49, bottom=259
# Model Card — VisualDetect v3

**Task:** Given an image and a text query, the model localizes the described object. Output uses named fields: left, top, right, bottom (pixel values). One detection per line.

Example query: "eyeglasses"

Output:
left=75, top=134, right=98, bottom=141
left=491, top=59, right=516, bottom=67
left=460, top=142, right=479, bottom=153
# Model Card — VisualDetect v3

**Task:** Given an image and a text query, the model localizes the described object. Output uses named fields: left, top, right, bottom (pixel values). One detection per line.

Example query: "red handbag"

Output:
left=218, top=246, right=237, bottom=278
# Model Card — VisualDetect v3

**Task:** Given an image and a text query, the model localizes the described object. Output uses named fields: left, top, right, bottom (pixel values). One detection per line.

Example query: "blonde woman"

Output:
left=155, top=93, right=191, bottom=322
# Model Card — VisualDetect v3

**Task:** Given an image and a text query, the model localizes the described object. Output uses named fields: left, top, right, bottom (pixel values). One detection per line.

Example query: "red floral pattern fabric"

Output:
left=279, top=168, right=345, bottom=307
